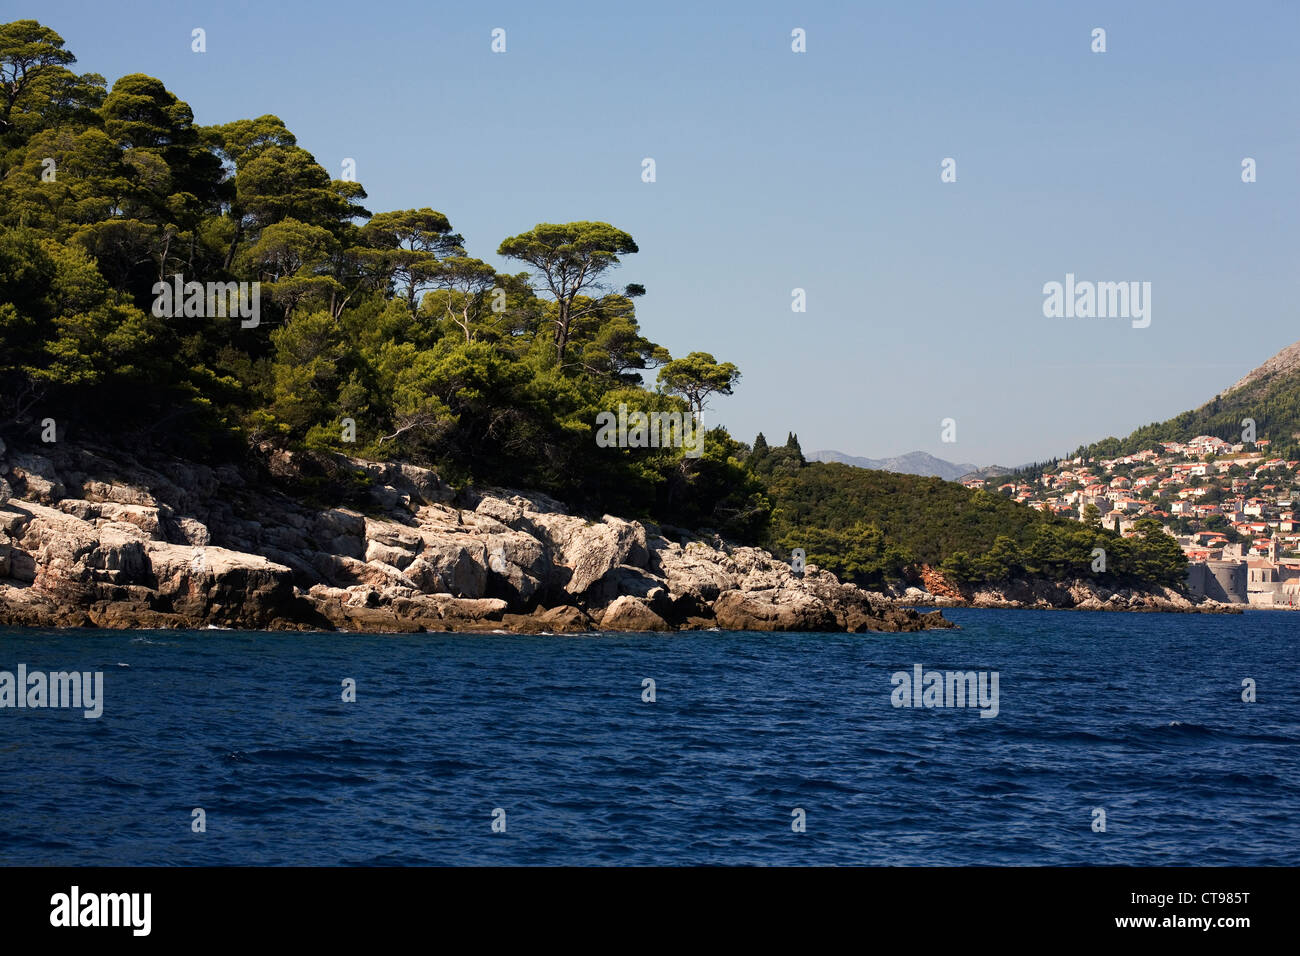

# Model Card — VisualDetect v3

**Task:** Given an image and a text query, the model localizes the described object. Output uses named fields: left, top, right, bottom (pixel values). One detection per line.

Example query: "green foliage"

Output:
left=0, top=19, right=757, bottom=536
left=777, top=521, right=912, bottom=587
left=747, top=431, right=804, bottom=477
left=760, top=460, right=1186, bottom=590
left=657, top=351, right=740, bottom=416
left=1058, top=365, right=1300, bottom=465
left=497, top=221, right=638, bottom=364
left=0, top=20, right=1194, bottom=595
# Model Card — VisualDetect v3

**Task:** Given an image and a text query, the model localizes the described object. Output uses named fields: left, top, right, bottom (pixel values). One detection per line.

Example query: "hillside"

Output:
left=1072, top=338, right=1300, bottom=461
left=748, top=439, right=1187, bottom=593
left=979, top=338, right=1300, bottom=590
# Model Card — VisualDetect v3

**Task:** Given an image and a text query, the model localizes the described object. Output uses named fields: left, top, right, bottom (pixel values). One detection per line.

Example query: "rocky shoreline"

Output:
left=0, top=438, right=951, bottom=634
left=870, top=565, right=1241, bottom=614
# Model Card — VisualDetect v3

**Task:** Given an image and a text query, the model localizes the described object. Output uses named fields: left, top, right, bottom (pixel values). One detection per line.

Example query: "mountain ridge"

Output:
left=809, top=449, right=1022, bottom=484
left=1225, top=337, right=1300, bottom=397
left=810, top=449, right=979, bottom=481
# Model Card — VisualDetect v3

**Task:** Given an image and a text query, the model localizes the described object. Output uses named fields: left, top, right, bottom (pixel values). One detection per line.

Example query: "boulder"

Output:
left=599, top=595, right=672, bottom=631
left=356, top=460, right=453, bottom=505
left=79, top=479, right=157, bottom=507
left=363, top=518, right=424, bottom=570
left=509, top=604, right=593, bottom=633
left=530, top=515, right=648, bottom=595
left=9, top=453, right=65, bottom=504
left=82, top=528, right=151, bottom=583
left=475, top=496, right=526, bottom=528
left=713, top=588, right=839, bottom=631
left=587, top=566, right=675, bottom=621
left=313, top=508, right=367, bottom=558
left=479, top=530, right=552, bottom=608
left=428, top=595, right=508, bottom=623
left=410, top=539, right=489, bottom=598
left=653, top=539, right=734, bottom=613
left=143, top=542, right=297, bottom=627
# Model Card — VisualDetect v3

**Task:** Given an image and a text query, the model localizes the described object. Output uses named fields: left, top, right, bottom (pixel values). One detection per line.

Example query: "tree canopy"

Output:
left=0, top=19, right=1191, bottom=593
left=498, top=221, right=638, bottom=365
left=0, top=20, right=757, bottom=536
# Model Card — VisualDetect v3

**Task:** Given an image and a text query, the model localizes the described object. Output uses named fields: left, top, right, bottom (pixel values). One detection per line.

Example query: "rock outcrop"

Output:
left=876, top=564, right=1239, bottom=614
left=0, top=439, right=952, bottom=633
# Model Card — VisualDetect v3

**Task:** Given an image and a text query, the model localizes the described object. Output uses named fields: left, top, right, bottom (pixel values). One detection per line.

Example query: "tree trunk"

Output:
left=555, top=299, right=569, bottom=363
left=223, top=221, right=243, bottom=272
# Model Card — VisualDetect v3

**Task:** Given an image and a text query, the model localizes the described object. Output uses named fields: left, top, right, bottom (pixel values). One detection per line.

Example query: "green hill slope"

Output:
left=1073, top=339, right=1300, bottom=461
left=750, top=438, right=1185, bottom=591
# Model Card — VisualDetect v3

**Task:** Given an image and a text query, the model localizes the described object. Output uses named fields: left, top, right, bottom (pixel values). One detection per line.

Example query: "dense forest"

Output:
left=0, top=19, right=767, bottom=538
left=751, top=438, right=1187, bottom=590
left=0, top=19, right=1187, bottom=593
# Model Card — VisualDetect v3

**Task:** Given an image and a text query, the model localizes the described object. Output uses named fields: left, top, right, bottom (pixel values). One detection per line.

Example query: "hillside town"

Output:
left=960, top=436, right=1300, bottom=607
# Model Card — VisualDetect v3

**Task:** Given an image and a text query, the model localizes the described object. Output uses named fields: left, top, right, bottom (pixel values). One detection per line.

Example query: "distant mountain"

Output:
left=811, top=449, right=979, bottom=482
left=956, top=464, right=1016, bottom=483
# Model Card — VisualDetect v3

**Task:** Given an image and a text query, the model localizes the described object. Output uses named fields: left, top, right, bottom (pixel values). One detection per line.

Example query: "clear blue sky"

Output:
left=24, top=0, right=1300, bottom=466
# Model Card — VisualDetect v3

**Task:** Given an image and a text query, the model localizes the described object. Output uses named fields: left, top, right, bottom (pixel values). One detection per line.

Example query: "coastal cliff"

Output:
left=0, top=437, right=951, bottom=633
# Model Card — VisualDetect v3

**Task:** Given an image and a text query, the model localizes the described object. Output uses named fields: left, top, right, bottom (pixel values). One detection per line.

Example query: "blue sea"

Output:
left=0, top=609, right=1296, bottom=866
